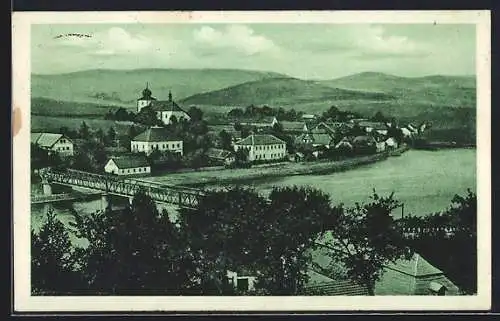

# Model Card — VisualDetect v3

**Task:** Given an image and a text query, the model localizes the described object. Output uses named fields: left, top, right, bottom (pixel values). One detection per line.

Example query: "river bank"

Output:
left=140, top=146, right=410, bottom=188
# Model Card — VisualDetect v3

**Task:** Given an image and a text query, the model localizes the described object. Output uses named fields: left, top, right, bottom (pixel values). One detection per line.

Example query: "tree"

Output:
left=218, top=130, right=233, bottom=151
left=95, top=128, right=106, bottom=144
left=79, top=121, right=90, bottom=140
left=258, top=186, right=336, bottom=295
left=234, top=147, right=250, bottom=166
left=71, top=191, right=194, bottom=295
left=324, top=191, right=407, bottom=295
left=107, top=127, right=117, bottom=146
left=178, top=187, right=269, bottom=294
left=188, top=106, right=204, bottom=122
left=31, top=209, right=79, bottom=294
left=135, top=106, right=162, bottom=126
left=372, top=111, right=387, bottom=123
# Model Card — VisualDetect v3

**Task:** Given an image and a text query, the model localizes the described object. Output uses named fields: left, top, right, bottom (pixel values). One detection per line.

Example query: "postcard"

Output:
left=12, top=10, right=491, bottom=312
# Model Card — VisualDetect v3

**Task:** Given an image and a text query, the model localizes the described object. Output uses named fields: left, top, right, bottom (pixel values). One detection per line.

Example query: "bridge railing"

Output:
left=41, top=168, right=205, bottom=208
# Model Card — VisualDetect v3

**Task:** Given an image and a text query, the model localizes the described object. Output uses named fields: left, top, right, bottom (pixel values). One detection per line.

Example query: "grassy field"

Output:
left=31, top=115, right=139, bottom=136
left=31, top=97, right=131, bottom=117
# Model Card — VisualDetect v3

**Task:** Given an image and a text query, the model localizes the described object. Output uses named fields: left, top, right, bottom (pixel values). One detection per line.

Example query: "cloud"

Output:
left=296, top=25, right=431, bottom=58
left=192, top=25, right=279, bottom=56
left=53, top=27, right=155, bottom=56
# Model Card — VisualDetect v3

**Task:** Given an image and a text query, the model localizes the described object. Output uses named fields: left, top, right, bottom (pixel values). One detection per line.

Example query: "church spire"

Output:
left=142, top=82, right=152, bottom=99
left=168, top=90, right=173, bottom=102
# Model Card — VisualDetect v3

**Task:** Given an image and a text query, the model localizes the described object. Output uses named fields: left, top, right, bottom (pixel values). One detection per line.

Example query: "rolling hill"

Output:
left=180, top=77, right=395, bottom=107
left=31, top=68, right=286, bottom=106
left=321, top=72, right=476, bottom=108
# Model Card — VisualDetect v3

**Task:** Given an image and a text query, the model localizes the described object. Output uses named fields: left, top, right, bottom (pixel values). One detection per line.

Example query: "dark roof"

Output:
left=312, top=233, right=460, bottom=295
left=207, top=148, right=234, bottom=160
left=108, top=155, right=150, bottom=169
left=310, top=133, right=334, bottom=146
left=353, top=135, right=377, bottom=145
left=304, top=271, right=369, bottom=296
left=235, top=134, right=286, bottom=146
left=149, top=99, right=187, bottom=113
left=358, top=121, right=388, bottom=130
left=280, top=121, right=306, bottom=132
left=132, top=127, right=181, bottom=142
left=31, top=133, right=70, bottom=147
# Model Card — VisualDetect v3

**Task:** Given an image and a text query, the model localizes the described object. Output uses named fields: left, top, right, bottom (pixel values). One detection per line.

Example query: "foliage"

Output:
left=324, top=191, right=406, bottom=295
left=70, top=191, right=194, bottom=295
left=104, top=107, right=136, bottom=122
left=135, top=106, right=163, bottom=127
left=257, top=186, right=336, bottom=295
left=179, top=186, right=337, bottom=295
left=399, top=190, right=477, bottom=294
left=188, top=106, right=204, bottom=122
left=218, top=130, right=233, bottom=151
left=71, top=140, right=107, bottom=172
left=31, top=144, right=65, bottom=169
left=179, top=187, right=269, bottom=294
left=31, top=209, right=80, bottom=294
left=227, top=105, right=302, bottom=122
left=320, top=105, right=362, bottom=122
left=79, top=121, right=91, bottom=140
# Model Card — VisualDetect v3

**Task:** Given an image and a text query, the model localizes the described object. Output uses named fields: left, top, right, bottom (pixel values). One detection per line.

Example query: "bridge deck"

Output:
left=40, top=168, right=205, bottom=208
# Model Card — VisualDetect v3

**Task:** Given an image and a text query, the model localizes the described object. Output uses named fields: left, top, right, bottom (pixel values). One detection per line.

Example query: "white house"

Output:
left=136, top=84, right=191, bottom=125
left=385, top=137, right=399, bottom=149
left=31, top=132, right=74, bottom=157
left=234, top=134, right=287, bottom=162
left=131, top=126, right=183, bottom=156
left=104, top=155, right=151, bottom=176
left=226, top=270, right=258, bottom=293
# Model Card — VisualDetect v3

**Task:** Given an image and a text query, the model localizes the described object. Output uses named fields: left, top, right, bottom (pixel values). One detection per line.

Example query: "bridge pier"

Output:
left=41, top=179, right=52, bottom=196
left=101, top=193, right=111, bottom=211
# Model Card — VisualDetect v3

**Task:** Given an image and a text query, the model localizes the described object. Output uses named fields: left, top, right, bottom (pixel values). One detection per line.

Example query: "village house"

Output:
left=385, top=137, right=399, bottom=150
left=206, top=148, right=236, bottom=166
left=136, top=84, right=191, bottom=125
left=295, top=130, right=335, bottom=149
left=305, top=241, right=460, bottom=296
left=334, top=136, right=354, bottom=151
left=226, top=269, right=259, bottom=293
left=357, top=121, right=389, bottom=136
left=131, top=126, right=183, bottom=156
left=31, top=132, right=74, bottom=157
left=104, top=154, right=151, bottom=176
left=234, top=134, right=287, bottom=162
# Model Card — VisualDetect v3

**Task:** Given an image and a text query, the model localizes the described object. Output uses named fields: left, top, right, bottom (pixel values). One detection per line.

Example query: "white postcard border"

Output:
left=12, top=10, right=491, bottom=312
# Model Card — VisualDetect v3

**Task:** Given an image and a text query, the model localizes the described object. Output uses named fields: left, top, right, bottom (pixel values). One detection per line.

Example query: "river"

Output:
left=31, top=149, right=476, bottom=234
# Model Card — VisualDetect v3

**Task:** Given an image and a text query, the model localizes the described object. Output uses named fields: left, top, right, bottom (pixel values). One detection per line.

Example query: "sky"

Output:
left=31, top=23, right=476, bottom=79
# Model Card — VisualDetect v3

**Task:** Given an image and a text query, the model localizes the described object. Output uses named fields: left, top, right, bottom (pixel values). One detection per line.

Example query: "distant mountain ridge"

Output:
left=31, top=69, right=476, bottom=131
left=180, top=77, right=395, bottom=107
left=31, top=68, right=287, bottom=106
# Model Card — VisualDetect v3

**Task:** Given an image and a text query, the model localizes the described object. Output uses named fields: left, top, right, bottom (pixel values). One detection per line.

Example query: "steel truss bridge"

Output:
left=39, top=168, right=205, bottom=209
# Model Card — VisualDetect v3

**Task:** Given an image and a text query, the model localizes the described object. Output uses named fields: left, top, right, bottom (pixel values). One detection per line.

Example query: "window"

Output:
left=138, top=168, right=141, bottom=172
left=133, top=169, right=136, bottom=172
left=237, top=278, right=249, bottom=292
left=163, top=144, right=166, bottom=148
left=177, top=143, right=180, bottom=148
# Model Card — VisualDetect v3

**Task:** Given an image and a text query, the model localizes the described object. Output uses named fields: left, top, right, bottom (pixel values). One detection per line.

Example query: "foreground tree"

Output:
left=258, top=186, right=337, bottom=295
left=324, top=191, right=406, bottom=295
left=31, top=209, right=79, bottom=294
left=179, top=187, right=269, bottom=294
left=71, top=191, right=193, bottom=294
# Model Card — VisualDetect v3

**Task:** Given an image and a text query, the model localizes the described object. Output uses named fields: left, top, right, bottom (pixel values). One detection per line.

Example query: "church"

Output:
left=137, top=84, right=191, bottom=125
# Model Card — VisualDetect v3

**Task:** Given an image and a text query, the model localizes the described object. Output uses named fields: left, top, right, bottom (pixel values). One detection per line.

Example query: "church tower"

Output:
left=137, top=82, right=156, bottom=112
